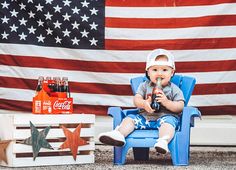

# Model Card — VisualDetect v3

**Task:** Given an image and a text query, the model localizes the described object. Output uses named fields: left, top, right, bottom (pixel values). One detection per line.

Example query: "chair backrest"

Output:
left=130, top=74, right=196, bottom=106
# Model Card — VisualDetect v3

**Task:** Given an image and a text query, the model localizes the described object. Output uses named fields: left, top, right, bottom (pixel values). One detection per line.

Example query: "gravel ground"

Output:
left=1, top=145, right=236, bottom=170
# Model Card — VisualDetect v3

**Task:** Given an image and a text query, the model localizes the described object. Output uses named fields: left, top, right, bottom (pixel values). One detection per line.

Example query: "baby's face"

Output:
left=147, top=57, right=174, bottom=87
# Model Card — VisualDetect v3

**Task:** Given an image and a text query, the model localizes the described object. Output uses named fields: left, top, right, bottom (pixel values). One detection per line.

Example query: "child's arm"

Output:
left=156, top=91, right=184, bottom=113
left=133, top=94, right=155, bottom=113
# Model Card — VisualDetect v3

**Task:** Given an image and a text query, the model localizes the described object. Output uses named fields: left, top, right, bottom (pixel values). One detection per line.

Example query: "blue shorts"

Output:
left=127, top=114, right=179, bottom=130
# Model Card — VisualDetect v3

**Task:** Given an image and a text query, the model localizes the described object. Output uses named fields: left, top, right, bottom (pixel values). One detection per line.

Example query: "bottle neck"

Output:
left=156, top=78, right=162, bottom=89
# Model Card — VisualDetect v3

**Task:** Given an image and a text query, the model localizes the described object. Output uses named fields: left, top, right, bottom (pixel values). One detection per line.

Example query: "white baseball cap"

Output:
left=145, top=49, right=175, bottom=70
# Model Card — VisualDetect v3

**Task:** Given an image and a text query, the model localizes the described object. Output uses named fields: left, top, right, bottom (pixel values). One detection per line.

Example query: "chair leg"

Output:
left=114, top=145, right=130, bottom=165
left=169, top=135, right=190, bottom=166
left=133, top=147, right=149, bottom=161
left=171, top=146, right=189, bottom=166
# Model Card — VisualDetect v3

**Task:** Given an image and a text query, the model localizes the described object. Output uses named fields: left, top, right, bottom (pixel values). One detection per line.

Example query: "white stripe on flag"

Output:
left=0, top=65, right=140, bottom=84
left=1, top=44, right=236, bottom=62
left=106, top=3, right=236, bottom=18
left=105, top=26, right=236, bottom=40
left=189, top=94, right=236, bottom=106
left=1, top=65, right=236, bottom=84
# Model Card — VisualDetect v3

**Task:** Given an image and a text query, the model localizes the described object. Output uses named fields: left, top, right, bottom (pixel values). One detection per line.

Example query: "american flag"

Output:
left=0, top=0, right=236, bottom=115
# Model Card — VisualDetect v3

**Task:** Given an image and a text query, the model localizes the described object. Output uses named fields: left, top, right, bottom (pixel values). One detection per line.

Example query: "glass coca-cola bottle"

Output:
left=151, top=77, right=162, bottom=112
left=45, top=76, right=51, bottom=81
left=52, top=77, right=60, bottom=92
left=61, top=77, right=70, bottom=98
left=45, top=77, right=54, bottom=92
left=35, top=76, right=44, bottom=95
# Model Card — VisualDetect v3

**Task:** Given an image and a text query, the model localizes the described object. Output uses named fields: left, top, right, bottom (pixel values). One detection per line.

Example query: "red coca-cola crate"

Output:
left=32, top=89, right=73, bottom=114
left=33, top=76, right=73, bottom=114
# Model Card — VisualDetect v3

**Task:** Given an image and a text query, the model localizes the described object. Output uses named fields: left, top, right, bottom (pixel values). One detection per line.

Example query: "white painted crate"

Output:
left=0, top=113, right=95, bottom=167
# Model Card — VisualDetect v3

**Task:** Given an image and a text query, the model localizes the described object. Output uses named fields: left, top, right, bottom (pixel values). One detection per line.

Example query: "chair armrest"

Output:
left=108, top=107, right=126, bottom=129
left=107, top=107, right=140, bottom=129
left=123, top=108, right=139, bottom=116
left=179, top=107, right=201, bottom=131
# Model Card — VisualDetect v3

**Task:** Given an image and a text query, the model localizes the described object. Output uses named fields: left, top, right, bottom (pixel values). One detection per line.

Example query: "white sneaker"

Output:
left=154, top=138, right=169, bottom=154
left=98, top=130, right=126, bottom=147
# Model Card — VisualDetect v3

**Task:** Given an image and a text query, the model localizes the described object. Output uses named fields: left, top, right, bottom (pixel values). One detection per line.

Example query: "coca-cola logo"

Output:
left=53, top=100, right=71, bottom=110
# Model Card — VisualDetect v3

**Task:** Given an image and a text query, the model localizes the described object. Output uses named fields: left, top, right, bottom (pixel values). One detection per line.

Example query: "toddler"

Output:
left=98, top=49, right=185, bottom=154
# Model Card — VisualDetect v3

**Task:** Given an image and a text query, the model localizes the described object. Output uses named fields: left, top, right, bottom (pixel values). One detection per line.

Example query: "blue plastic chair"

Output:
left=108, top=74, right=201, bottom=166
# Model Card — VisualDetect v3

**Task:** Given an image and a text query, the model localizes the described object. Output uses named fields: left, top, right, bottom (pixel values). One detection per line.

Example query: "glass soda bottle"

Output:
left=35, top=76, right=44, bottom=95
left=45, top=77, right=53, bottom=92
left=151, top=77, right=162, bottom=112
left=61, top=77, right=70, bottom=98
left=53, top=77, right=60, bottom=92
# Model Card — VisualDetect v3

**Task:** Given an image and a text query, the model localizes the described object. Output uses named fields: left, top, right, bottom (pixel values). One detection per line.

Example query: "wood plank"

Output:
left=10, top=155, right=94, bottom=167
left=15, top=151, right=93, bottom=158
left=16, top=123, right=93, bottom=129
left=13, top=142, right=95, bottom=153
left=13, top=127, right=94, bottom=139
left=13, top=114, right=95, bottom=126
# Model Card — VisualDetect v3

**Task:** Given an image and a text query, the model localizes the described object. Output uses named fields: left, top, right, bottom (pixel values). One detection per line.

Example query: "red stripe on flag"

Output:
left=0, top=77, right=133, bottom=95
left=0, top=99, right=109, bottom=115
left=74, top=104, right=109, bottom=115
left=193, top=83, right=236, bottom=95
left=1, top=55, right=236, bottom=73
left=106, top=15, right=236, bottom=29
left=177, top=60, right=236, bottom=72
left=198, top=105, right=236, bottom=115
left=69, top=82, right=132, bottom=95
left=106, top=0, right=235, bottom=7
left=105, top=38, right=236, bottom=50
left=0, top=99, right=32, bottom=112
left=0, top=54, right=144, bottom=73
left=1, top=77, right=236, bottom=95
left=0, top=76, right=37, bottom=90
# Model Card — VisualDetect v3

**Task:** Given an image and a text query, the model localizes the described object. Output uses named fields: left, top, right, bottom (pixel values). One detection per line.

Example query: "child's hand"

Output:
left=143, top=96, right=155, bottom=113
left=156, top=91, right=168, bottom=106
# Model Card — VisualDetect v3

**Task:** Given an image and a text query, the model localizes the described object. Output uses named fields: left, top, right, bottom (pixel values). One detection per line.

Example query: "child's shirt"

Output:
left=136, top=80, right=185, bottom=121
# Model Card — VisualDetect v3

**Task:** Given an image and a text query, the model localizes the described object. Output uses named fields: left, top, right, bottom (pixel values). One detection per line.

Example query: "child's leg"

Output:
left=117, top=117, right=135, bottom=137
left=98, top=116, right=135, bottom=146
left=158, top=122, right=175, bottom=143
left=154, top=115, right=179, bottom=154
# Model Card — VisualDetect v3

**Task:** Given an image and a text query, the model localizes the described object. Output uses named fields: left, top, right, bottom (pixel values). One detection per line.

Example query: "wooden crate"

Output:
left=0, top=113, right=95, bottom=167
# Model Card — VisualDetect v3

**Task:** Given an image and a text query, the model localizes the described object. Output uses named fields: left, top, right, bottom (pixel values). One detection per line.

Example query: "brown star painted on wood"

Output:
left=59, top=124, right=87, bottom=160
left=0, top=140, right=11, bottom=164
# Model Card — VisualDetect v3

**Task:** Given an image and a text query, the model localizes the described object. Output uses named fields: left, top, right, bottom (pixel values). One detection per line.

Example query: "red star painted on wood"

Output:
left=59, top=124, right=87, bottom=160
left=0, top=140, right=11, bottom=164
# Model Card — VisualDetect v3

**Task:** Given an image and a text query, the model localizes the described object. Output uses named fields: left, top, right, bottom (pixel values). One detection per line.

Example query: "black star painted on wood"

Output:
left=21, top=121, right=53, bottom=160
